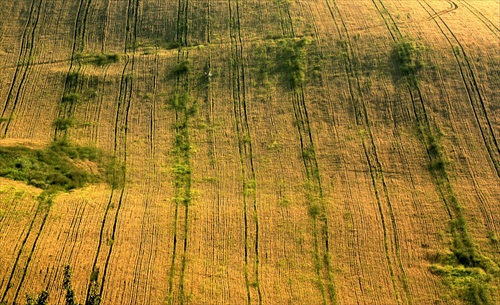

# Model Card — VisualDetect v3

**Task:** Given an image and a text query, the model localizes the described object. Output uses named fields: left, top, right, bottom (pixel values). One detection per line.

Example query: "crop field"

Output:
left=0, top=0, right=498, bottom=304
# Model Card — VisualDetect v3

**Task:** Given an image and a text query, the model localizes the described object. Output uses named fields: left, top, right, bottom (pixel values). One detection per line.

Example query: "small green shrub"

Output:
left=25, top=291, right=49, bottom=305
left=172, top=60, right=190, bottom=77
left=309, top=204, right=321, bottom=218
left=276, top=38, right=308, bottom=89
left=92, top=53, right=120, bottom=66
left=0, top=141, right=114, bottom=191
left=76, top=52, right=120, bottom=66
left=391, top=38, right=426, bottom=85
left=62, top=93, right=81, bottom=104
left=53, top=118, right=76, bottom=130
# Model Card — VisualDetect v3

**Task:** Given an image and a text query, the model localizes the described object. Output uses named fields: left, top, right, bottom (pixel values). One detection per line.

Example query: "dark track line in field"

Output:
left=1, top=0, right=43, bottom=137
left=0, top=191, right=57, bottom=304
left=418, top=0, right=500, bottom=256
left=167, top=1, right=194, bottom=303
left=328, top=1, right=419, bottom=304
left=54, top=0, right=92, bottom=140
left=85, top=0, right=138, bottom=302
left=0, top=204, right=42, bottom=302
left=458, top=0, right=499, bottom=38
left=276, top=3, right=337, bottom=304
left=425, top=0, right=458, bottom=21
left=227, top=0, right=262, bottom=303
left=418, top=0, right=500, bottom=179
left=167, top=0, right=186, bottom=299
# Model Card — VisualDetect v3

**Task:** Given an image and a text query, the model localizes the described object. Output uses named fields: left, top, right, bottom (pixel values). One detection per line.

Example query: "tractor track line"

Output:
left=458, top=0, right=499, bottom=38
left=54, top=0, right=93, bottom=140
left=1, top=0, right=37, bottom=118
left=418, top=0, right=500, bottom=179
left=86, top=0, right=139, bottom=301
left=228, top=0, right=262, bottom=303
left=327, top=1, right=412, bottom=304
left=1, top=0, right=44, bottom=137
left=278, top=4, right=336, bottom=303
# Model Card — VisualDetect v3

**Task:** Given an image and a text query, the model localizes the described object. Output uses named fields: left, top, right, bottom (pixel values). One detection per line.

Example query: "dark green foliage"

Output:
left=172, top=60, right=190, bottom=77
left=93, top=53, right=120, bottom=66
left=53, top=118, right=76, bottom=130
left=275, top=38, right=308, bottom=89
left=66, top=72, right=80, bottom=88
left=26, top=291, right=49, bottom=305
left=85, top=269, right=101, bottom=305
left=168, top=93, right=190, bottom=111
left=308, top=204, right=321, bottom=218
left=0, top=141, right=106, bottom=191
left=391, top=38, right=426, bottom=85
left=62, top=93, right=81, bottom=105
left=63, top=265, right=80, bottom=305
left=76, top=53, right=120, bottom=66
left=430, top=262, right=494, bottom=305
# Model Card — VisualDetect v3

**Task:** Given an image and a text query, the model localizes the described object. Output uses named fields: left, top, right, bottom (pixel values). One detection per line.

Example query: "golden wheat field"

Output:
left=0, top=0, right=499, bottom=304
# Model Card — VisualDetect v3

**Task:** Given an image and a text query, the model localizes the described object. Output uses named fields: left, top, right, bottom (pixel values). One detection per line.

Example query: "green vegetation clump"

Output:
left=276, top=38, right=308, bottom=89
left=0, top=141, right=107, bottom=191
left=430, top=255, right=496, bottom=305
left=62, top=93, right=81, bottom=105
left=25, top=291, right=49, bottom=305
left=172, top=60, right=190, bottom=77
left=391, top=38, right=426, bottom=85
left=53, top=118, right=76, bottom=130
left=76, top=53, right=120, bottom=66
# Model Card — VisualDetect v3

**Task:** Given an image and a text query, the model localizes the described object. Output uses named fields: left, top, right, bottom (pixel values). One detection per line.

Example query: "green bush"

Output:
left=0, top=141, right=110, bottom=191
left=391, top=38, right=426, bottom=84
left=62, top=93, right=81, bottom=105
left=53, top=118, right=76, bottom=130
left=276, top=38, right=308, bottom=89
left=172, top=60, right=190, bottom=77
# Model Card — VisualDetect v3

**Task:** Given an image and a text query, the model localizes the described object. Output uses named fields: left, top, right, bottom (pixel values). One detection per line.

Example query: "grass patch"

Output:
left=430, top=255, right=496, bottom=305
left=276, top=38, right=308, bottom=89
left=53, top=118, right=76, bottom=130
left=391, top=37, right=426, bottom=86
left=172, top=60, right=190, bottom=77
left=62, top=93, right=80, bottom=105
left=0, top=140, right=116, bottom=191
left=76, top=52, right=120, bottom=66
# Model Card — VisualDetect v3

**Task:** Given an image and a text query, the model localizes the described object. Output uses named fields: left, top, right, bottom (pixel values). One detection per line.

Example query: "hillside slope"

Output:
left=0, top=1, right=499, bottom=304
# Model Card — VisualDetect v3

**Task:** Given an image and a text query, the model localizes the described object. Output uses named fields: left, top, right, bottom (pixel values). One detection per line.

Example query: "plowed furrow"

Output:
left=1, top=0, right=43, bottom=137
left=86, top=0, right=138, bottom=301
left=418, top=0, right=500, bottom=178
left=458, top=0, right=500, bottom=38
left=327, top=1, right=412, bottom=304
left=228, top=0, right=262, bottom=303
left=54, top=0, right=93, bottom=140
left=0, top=192, right=54, bottom=304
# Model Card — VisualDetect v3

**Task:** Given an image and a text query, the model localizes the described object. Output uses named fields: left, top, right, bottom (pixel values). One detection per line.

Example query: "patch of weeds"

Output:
left=25, top=290, right=49, bottom=305
left=0, top=140, right=116, bottom=191
left=278, top=197, right=291, bottom=207
left=430, top=253, right=496, bottom=305
left=63, top=265, right=79, bottom=305
left=172, top=60, right=190, bottom=77
left=487, top=231, right=498, bottom=244
left=77, top=52, right=120, bottom=66
left=0, top=117, right=9, bottom=123
left=66, top=72, right=80, bottom=88
left=301, top=146, right=315, bottom=161
left=62, top=93, right=81, bottom=105
left=53, top=118, right=76, bottom=131
left=391, top=37, right=426, bottom=86
left=276, top=38, right=309, bottom=89
left=87, top=268, right=101, bottom=305
left=309, top=203, right=321, bottom=219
